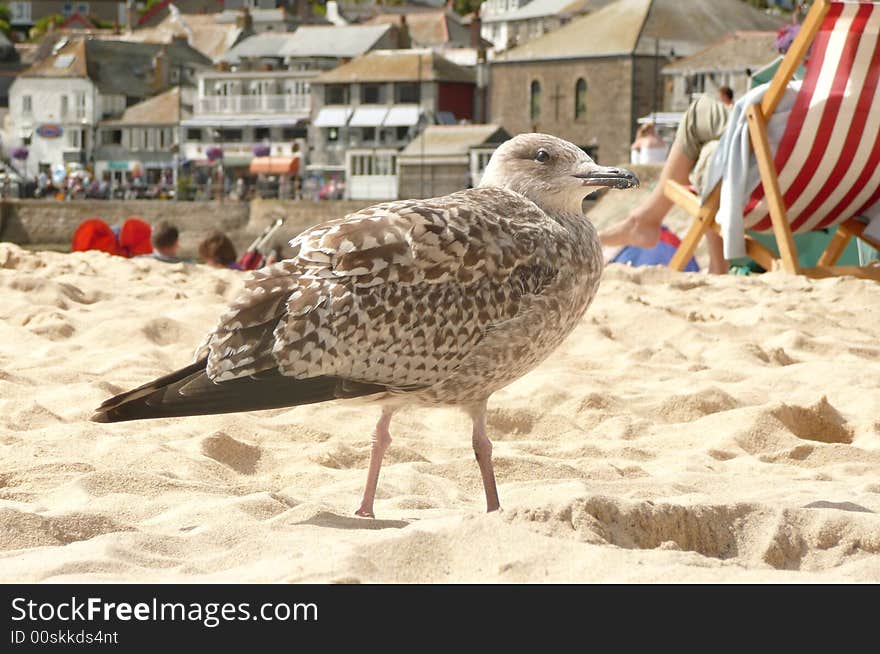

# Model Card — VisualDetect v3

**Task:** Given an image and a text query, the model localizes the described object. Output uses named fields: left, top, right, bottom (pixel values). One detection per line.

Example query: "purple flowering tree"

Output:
left=252, top=144, right=271, bottom=158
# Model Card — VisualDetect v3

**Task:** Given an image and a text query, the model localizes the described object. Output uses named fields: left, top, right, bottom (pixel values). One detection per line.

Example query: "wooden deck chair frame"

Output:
left=664, top=0, right=880, bottom=280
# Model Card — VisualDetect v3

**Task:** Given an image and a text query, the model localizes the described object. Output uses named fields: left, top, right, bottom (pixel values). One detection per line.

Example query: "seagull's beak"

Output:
left=573, top=164, right=640, bottom=190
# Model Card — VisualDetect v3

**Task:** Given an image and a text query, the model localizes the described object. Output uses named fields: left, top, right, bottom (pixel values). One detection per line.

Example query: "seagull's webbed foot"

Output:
left=355, top=407, right=394, bottom=519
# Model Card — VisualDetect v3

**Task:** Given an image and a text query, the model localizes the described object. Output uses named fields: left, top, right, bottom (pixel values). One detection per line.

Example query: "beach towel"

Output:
left=611, top=226, right=699, bottom=271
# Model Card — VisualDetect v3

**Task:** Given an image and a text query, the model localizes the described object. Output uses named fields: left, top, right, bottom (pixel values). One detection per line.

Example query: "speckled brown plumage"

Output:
left=93, top=133, right=638, bottom=516
left=199, top=186, right=602, bottom=406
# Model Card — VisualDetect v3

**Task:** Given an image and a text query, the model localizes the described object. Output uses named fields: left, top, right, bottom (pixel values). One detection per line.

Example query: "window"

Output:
left=325, top=85, right=348, bottom=104
left=361, top=84, right=382, bottom=104
left=255, top=127, right=271, bottom=141
left=530, top=80, right=541, bottom=122
left=22, top=95, right=32, bottom=115
left=75, top=92, right=86, bottom=120
left=218, top=128, right=243, bottom=141
left=67, top=128, right=83, bottom=149
left=146, top=129, right=155, bottom=151
left=9, top=2, right=32, bottom=24
left=325, top=127, right=339, bottom=143
left=60, top=95, right=68, bottom=118
left=395, top=83, right=420, bottom=104
left=286, top=80, right=309, bottom=96
left=361, top=127, right=376, bottom=143
left=351, top=153, right=396, bottom=176
left=186, top=128, right=202, bottom=141
left=395, top=126, right=409, bottom=141
left=687, top=73, right=706, bottom=95
left=282, top=126, right=305, bottom=140
left=575, top=78, right=587, bottom=119
left=103, top=129, right=122, bottom=145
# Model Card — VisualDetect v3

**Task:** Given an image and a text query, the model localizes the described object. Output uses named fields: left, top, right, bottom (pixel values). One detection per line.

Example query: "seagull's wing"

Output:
left=200, top=187, right=569, bottom=392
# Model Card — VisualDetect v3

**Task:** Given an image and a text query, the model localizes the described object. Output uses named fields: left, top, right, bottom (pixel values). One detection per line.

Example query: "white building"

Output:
left=308, top=49, right=476, bottom=200
left=480, top=0, right=590, bottom=52
left=8, top=35, right=209, bottom=177
left=180, top=24, right=396, bottom=182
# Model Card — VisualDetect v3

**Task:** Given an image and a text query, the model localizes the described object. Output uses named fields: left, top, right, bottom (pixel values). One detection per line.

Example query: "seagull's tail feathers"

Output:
left=91, top=358, right=387, bottom=423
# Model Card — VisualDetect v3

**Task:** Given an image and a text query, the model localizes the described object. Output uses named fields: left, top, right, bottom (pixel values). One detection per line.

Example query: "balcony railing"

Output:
left=181, top=141, right=299, bottom=162
left=198, top=94, right=310, bottom=115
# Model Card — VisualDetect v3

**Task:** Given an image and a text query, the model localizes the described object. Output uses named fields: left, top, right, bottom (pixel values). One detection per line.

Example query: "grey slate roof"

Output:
left=87, top=39, right=212, bottom=96
left=221, top=24, right=394, bottom=63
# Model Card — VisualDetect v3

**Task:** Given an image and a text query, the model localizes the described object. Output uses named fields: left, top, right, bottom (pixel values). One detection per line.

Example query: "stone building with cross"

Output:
left=488, top=0, right=783, bottom=164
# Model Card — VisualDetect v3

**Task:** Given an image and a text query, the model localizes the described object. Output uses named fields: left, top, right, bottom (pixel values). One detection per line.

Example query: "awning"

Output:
left=349, top=106, right=389, bottom=127
left=181, top=116, right=308, bottom=127
left=249, top=156, right=300, bottom=175
left=384, top=105, right=420, bottom=127
left=313, top=107, right=353, bottom=127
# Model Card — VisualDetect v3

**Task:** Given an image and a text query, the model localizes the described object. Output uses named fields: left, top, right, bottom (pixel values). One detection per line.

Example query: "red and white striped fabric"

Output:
left=744, top=1, right=880, bottom=233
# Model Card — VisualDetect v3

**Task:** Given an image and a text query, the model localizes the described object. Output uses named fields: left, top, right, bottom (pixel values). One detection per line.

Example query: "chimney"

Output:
left=326, top=1, right=343, bottom=25
left=153, top=45, right=169, bottom=92
left=470, top=6, right=482, bottom=48
left=127, top=0, right=137, bottom=31
left=399, top=15, right=411, bottom=49
left=296, top=0, right=309, bottom=23
left=236, top=7, right=254, bottom=31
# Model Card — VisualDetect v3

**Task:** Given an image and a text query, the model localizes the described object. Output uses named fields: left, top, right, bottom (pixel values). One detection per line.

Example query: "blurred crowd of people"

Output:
left=1, top=164, right=348, bottom=203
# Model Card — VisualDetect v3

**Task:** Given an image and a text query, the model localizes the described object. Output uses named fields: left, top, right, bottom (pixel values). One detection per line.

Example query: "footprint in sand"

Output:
left=201, top=432, right=262, bottom=474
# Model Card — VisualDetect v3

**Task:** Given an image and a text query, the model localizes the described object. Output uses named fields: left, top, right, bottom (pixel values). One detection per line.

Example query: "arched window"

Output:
left=530, top=80, right=541, bottom=122
left=575, top=78, right=587, bottom=119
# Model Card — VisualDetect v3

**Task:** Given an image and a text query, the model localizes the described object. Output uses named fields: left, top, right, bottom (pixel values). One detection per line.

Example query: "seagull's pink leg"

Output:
left=355, top=407, right=394, bottom=518
left=471, top=404, right=500, bottom=512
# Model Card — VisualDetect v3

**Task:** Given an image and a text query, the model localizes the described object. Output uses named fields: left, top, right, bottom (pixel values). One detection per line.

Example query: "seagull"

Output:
left=92, top=133, right=638, bottom=517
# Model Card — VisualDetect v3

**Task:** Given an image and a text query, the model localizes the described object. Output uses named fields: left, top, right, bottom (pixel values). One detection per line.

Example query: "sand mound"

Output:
left=0, top=242, right=878, bottom=582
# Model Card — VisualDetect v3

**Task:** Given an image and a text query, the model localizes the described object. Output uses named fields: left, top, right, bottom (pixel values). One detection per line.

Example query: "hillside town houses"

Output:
left=0, top=0, right=788, bottom=201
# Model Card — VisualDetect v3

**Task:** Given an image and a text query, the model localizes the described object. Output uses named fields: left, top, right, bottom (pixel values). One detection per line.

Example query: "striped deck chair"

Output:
left=665, top=0, right=880, bottom=279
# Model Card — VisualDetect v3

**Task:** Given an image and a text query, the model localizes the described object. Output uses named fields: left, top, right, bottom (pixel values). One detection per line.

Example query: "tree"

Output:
left=29, top=14, right=64, bottom=41
left=0, top=3, right=11, bottom=39
left=453, top=0, right=483, bottom=16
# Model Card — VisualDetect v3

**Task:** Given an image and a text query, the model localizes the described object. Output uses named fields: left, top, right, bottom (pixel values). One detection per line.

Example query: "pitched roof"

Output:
left=101, top=86, right=182, bottom=125
left=365, top=10, right=473, bottom=48
left=661, top=31, right=780, bottom=74
left=495, top=0, right=785, bottom=63
left=314, top=49, right=475, bottom=84
left=19, top=37, right=211, bottom=97
left=221, top=24, right=393, bottom=63
left=400, top=124, right=510, bottom=157
left=19, top=39, right=89, bottom=78
left=130, top=13, right=249, bottom=62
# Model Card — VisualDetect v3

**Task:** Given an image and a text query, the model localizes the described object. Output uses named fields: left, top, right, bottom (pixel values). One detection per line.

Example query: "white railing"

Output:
left=198, top=94, right=310, bottom=115
left=182, top=141, right=299, bottom=161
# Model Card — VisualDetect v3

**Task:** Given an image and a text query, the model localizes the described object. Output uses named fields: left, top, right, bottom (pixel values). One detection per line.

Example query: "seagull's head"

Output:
left=478, top=133, right=639, bottom=215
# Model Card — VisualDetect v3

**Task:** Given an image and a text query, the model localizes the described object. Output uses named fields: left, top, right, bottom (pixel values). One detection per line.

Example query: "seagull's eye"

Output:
left=535, top=149, right=550, bottom=163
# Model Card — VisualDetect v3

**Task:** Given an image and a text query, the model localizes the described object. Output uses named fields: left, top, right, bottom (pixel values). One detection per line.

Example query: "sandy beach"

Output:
left=1, top=235, right=879, bottom=583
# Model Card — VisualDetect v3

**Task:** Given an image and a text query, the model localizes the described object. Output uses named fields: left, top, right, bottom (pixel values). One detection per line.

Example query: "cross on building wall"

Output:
left=550, top=85, right=564, bottom=121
